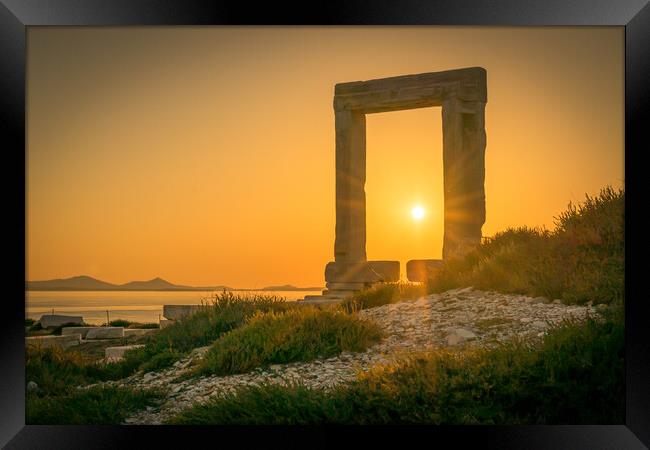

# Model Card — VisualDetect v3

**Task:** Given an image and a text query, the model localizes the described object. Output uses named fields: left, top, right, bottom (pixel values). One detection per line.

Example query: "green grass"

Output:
left=340, top=282, right=427, bottom=312
left=169, top=308, right=624, bottom=425
left=27, top=385, right=164, bottom=424
left=26, top=346, right=96, bottom=394
left=195, top=307, right=383, bottom=376
left=26, top=292, right=296, bottom=388
left=89, top=291, right=293, bottom=378
left=426, top=186, right=624, bottom=305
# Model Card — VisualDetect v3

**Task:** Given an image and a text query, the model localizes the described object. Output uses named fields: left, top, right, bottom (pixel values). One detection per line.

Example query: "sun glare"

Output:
left=411, top=205, right=425, bottom=220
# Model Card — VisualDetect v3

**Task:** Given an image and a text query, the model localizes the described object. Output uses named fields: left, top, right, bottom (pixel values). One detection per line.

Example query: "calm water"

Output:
left=25, top=290, right=321, bottom=325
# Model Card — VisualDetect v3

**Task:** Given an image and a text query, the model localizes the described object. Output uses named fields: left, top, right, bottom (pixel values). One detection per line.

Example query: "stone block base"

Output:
left=406, top=259, right=444, bottom=282
left=26, top=334, right=81, bottom=349
left=325, top=261, right=400, bottom=283
left=105, top=345, right=145, bottom=362
left=86, top=327, right=124, bottom=340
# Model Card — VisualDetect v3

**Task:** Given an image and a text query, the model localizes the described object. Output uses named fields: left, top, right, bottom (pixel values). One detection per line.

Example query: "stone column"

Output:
left=334, top=109, right=367, bottom=263
left=441, top=98, right=486, bottom=259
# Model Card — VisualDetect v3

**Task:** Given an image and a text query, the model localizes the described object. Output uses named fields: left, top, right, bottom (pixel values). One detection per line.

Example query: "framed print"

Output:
left=1, top=0, right=648, bottom=448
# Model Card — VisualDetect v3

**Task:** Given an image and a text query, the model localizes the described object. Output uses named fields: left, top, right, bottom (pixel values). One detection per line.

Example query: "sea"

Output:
left=25, top=290, right=322, bottom=325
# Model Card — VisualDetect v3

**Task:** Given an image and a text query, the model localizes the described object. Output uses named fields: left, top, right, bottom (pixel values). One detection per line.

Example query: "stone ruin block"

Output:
left=406, top=259, right=444, bottom=283
left=85, top=327, right=124, bottom=340
left=39, top=314, right=84, bottom=328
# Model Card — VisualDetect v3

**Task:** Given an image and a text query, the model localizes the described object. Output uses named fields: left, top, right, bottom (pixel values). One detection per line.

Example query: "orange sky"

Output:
left=26, top=27, right=624, bottom=288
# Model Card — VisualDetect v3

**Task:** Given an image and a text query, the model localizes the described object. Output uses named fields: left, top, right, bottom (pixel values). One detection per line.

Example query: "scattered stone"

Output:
left=532, top=321, right=548, bottom=329
left=552, top=299, right=563, bottom=305
left=531, top=297, right=550, bottom=304
left=86, top=327, right=124, bottom=340
left=445, top=333, right=465, bottom=346
left=26, top=381, right=38, bottom=393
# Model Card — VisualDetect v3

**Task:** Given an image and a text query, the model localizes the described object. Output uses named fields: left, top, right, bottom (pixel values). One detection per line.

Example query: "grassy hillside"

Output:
left=427, top=186, right=624, bottom=305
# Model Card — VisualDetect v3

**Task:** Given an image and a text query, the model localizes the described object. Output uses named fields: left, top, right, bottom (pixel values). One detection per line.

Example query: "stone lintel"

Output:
left=325, top=261, right=400, bottom=283
left=334, top=67, right=486, bottom=112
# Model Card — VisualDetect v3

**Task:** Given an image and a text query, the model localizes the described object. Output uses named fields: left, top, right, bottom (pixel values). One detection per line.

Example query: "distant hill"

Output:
left=26, top=276, right=233, bottom=291
left=27, top=275, right=119, bottom=291
left=26, top=276, right=322, bottom=292
left=120, top=277, right=190, bottom=290
left=261, top=284, right=323, bottom=291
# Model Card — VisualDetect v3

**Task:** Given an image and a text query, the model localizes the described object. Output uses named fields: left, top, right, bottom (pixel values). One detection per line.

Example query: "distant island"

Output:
left=25, top=275, right=322, bottom=292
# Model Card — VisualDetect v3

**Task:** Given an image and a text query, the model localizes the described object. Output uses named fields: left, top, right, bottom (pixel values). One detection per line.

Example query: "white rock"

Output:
left=86, top=327, right=124, bottom=340
left=124, top=328, right=157, bottom=338
left=445, top=333, right=465, bottom=346
left=62, top=327, right=97, bottom=338
left=454, top=328, right=477, bottom=339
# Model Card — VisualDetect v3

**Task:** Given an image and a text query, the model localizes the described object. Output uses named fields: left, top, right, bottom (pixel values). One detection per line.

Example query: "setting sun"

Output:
left=411, top=205, right=426, bottom=221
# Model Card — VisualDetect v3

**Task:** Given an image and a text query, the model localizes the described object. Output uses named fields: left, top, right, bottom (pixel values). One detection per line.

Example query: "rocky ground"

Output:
left=93, top=287, right=603, bottom=424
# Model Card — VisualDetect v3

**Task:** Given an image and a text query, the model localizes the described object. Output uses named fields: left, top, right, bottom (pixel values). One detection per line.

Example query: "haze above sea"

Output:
left=25, top=290, right=320, bottom=325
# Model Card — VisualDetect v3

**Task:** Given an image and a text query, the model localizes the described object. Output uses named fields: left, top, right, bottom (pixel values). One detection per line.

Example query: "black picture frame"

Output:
left=1, top=1, right=648, bottom=448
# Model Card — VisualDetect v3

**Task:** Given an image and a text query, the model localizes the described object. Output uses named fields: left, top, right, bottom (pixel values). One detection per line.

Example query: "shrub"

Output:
left=195, top=307, right=383, bottom=376
left=27, top=385, right=164, bottom=424
left=26, top=346, right=94, bottom=394
left=426, top=186, right=624, bottom=305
